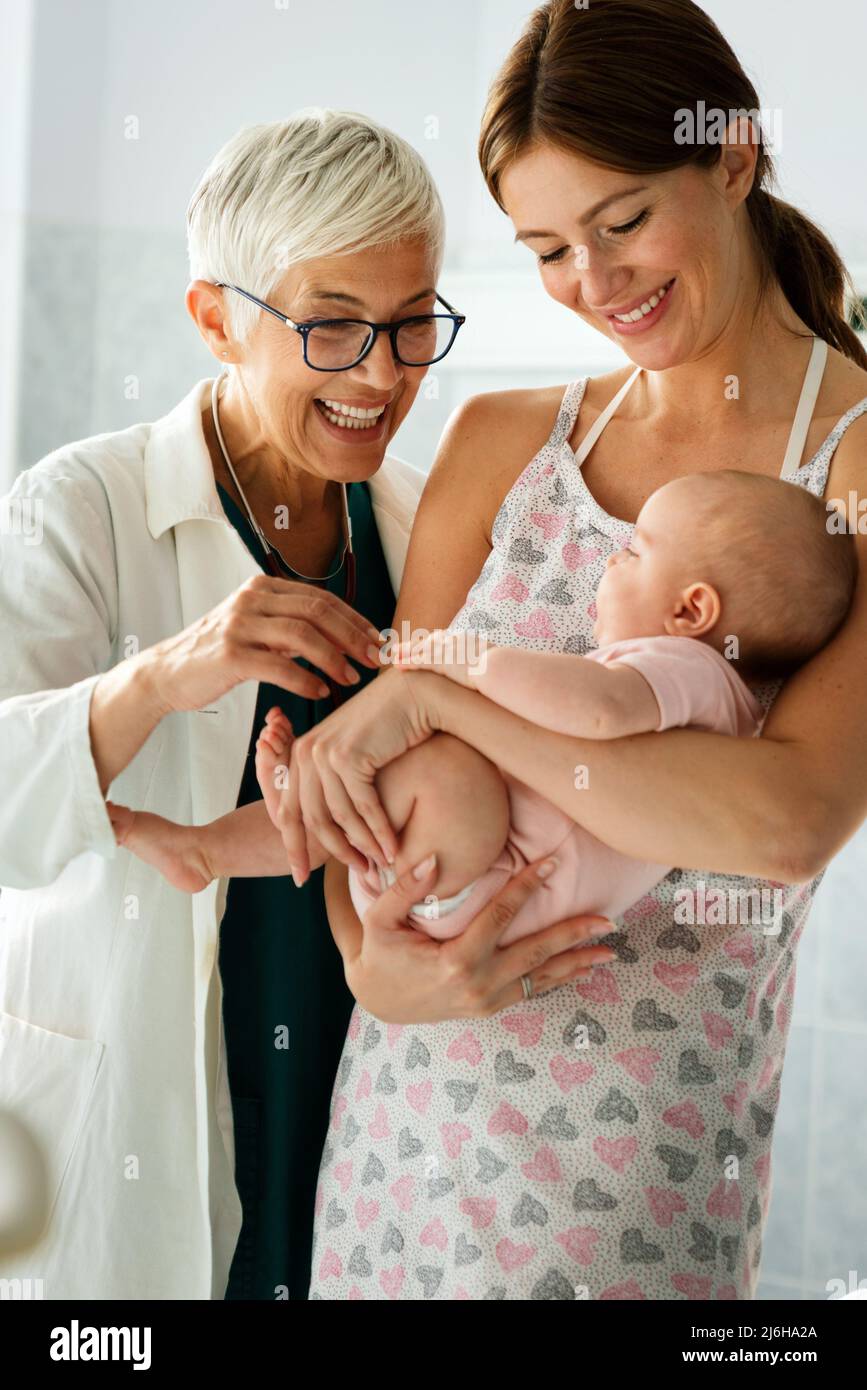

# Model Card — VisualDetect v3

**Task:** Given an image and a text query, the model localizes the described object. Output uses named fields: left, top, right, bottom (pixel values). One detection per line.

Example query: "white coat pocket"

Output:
left=0, top=1011, right=105, bottom=1234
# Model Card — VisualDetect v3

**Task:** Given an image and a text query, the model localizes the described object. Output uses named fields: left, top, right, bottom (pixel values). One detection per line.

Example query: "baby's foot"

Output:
left=254, top=706, right=294, bottom=827
left=106, top=801, right=213, bottom=894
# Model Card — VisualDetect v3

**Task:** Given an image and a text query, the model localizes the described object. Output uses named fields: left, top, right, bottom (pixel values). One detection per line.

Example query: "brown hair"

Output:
left=478, top=0, right=867, bottom=368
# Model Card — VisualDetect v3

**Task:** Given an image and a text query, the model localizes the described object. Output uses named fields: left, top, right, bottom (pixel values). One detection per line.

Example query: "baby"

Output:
left=109, top=470, right=857, bottom=943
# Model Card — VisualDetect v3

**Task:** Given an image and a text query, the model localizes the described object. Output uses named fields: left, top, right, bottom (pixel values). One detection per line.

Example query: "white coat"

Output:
left=0, top=377, right=426, bottom=1299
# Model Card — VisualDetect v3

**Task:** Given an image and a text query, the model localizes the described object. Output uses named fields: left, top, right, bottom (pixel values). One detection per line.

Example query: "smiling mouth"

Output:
left=314, top=397, right=388, bottom=430
left=607, top=278, right=675, bottom=323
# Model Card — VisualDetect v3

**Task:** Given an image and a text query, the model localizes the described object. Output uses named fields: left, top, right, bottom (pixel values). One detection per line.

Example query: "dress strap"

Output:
left=573, top=366, right=643, bottom=466
left=779, top=337, right=828, bottom=479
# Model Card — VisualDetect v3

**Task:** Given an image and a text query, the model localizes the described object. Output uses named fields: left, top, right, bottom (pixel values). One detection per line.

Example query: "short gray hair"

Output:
left=186, top=108, right=445, bottom=342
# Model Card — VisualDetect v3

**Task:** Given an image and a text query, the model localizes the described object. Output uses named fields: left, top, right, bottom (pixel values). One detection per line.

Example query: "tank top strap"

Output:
left=573, top=366, right=643, bottom=467
left=779, top=337, right=828, bottom=479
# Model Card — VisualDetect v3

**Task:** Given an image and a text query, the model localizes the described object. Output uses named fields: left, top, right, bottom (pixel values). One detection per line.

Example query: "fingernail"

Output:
left=343, top=663, right=361, bottom=684
left=366, top=644, right=383, bottom=664
left=588, top=921, right=616, bottom=938
left=316, top=683, right=330, bottom=699
left=366, top=625, right=382, bottom=641
left=537, top=858, right=557, bottom=879
left=412, top=853, right=436, bottom=880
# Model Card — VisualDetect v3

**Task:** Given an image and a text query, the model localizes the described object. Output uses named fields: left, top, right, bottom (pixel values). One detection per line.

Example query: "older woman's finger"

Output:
left=230, top=610, right=369, bottom=688
left=239, top=647, right=334, bottom=701
left=259, top=585, right=384, bottom=669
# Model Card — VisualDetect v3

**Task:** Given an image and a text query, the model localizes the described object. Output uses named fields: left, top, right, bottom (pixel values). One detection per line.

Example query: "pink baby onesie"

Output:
left=348, top=636, right=762, bottom=942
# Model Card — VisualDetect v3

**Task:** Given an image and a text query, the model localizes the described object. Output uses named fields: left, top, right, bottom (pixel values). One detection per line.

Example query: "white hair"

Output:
left=186, top=108, right=446, bottom=343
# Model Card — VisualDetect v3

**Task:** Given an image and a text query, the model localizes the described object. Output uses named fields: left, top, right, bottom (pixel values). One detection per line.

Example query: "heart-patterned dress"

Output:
left=309, top=354, right=867, bottom=1299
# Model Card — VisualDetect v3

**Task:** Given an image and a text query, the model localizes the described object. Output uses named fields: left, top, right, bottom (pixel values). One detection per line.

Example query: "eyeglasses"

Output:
left=215, top=283, right=466, bottom=371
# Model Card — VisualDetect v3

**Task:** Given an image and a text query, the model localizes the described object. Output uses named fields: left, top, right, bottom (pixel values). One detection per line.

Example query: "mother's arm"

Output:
left=288, top=402, right=867, bottom=888
left=417, top=439, right=867, bottom=884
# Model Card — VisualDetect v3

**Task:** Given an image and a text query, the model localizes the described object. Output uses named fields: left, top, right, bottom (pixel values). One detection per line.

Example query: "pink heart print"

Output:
left=521, top=1145, right=564, bottom=1182
left=662, top=1100, right=705, bottom=1139
left=549, top=1055, right=595, bottom=1093
left=460, top=1197, right=497, bottom=1229
left=653, top=962, right=699, bottom=996
left=722, top=1081, right=748, bottom=1118
left=644, top=1187, right=689, bottom=1227
left=355, top=1196, right=379, bottom=1231
left=490, top=573, right=529, bottom=603
left=724, top=933, right=756, bottom=968
left=601, top=1279, right=645, bottom=1300
left=592, top=1136, right=638, bottom=1173
left=706, top=1179, right=742, bottom=1220
left=333, top=1161, right=353, bottom=1193
left=496, top=1238, right=537, bottom=1273
left=555, top=1227, right=600, bottom=1265
left=389, top=1175, right=416, bottom=1213
left=702, top=1012, right=735, bottom=1050
left=488, top=1100, right=529, bottom=1136
left=446, top=1030, right=483, bottom=1066
left=379, top=1266, right=405, bottom=1299
left=562, top=542, right=602, bottom=571
left=420, top=1217, right=449, bottom=1252
left=368, top=1103, right=391, bottom=1140
left=406, top=1079, right=433, bottom=1115
left=514, top=608, right=556, bottom=640
left=355, top=1070, right=372, bottom=1101
left=576, top=966, right=621, bottom=1004
left=319, top=1248, right=342, bottom=1281
left=330, top=1095, right=347, bottom=1131
left=614, top=1047, right=662, bottom=1085
left=530, top=512, right=566, bottom=539
left=671, top=1273, right=713, bottom=1300
left=386, top=1024, right=404, bottom=1048
left=441, top=1122, right=472, bottom=1159
left=502, top=1012, right=545, bottom=1047
left=754, top=1153, right=771, bottom=1189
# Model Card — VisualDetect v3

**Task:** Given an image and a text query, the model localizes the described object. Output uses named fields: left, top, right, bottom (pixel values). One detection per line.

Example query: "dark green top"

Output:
left=216, top=479, right=396, bottom=1300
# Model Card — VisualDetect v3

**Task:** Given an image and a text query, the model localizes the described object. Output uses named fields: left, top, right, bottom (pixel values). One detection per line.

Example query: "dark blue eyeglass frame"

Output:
left=215, top=283, right=466, bottom=370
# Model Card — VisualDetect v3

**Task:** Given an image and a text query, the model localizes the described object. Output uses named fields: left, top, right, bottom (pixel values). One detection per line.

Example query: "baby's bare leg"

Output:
left=375, top=733, right=510, bottom=901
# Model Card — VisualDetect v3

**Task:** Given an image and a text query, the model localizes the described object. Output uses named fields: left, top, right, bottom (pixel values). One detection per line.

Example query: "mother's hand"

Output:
left=148, top=573, right=383, bottom=714
left=275, top=665, right=442, bottom=882
left=328, top=853, right=617, bottom=1023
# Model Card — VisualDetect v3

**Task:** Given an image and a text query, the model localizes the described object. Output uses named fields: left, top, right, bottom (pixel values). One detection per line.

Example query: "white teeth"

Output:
left=316, top=398, right=387, bottom=429
left=613, top=281, right=670, bottom=323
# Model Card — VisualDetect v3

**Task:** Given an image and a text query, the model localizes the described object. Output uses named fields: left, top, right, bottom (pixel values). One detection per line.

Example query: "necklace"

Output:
left=210, top=372, right=354, bottom=586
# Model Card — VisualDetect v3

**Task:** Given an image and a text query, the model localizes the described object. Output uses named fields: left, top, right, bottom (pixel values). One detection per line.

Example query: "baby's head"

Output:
left=594, top=471, right=858, bottom=681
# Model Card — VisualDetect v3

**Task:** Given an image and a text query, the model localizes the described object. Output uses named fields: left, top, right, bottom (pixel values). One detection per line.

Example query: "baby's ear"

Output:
left=669, top=581, right=721, bottom=638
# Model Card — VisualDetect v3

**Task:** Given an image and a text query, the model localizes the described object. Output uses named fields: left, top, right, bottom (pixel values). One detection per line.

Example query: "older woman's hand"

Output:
left=147, top=572, right=383, bottom=714
left=273, top=664, right=442, bottom=882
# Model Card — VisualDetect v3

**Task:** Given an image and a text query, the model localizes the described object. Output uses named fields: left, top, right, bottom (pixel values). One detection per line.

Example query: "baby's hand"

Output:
left=106, top=801, right=214, bottom=894
left=390, top=629, right=492, bottom=688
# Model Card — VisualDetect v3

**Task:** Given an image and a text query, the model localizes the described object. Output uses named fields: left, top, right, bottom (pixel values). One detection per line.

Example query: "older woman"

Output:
left=0, top=108, right=609, bottom=1301
left=284, top=2, right=867, bottom=1299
